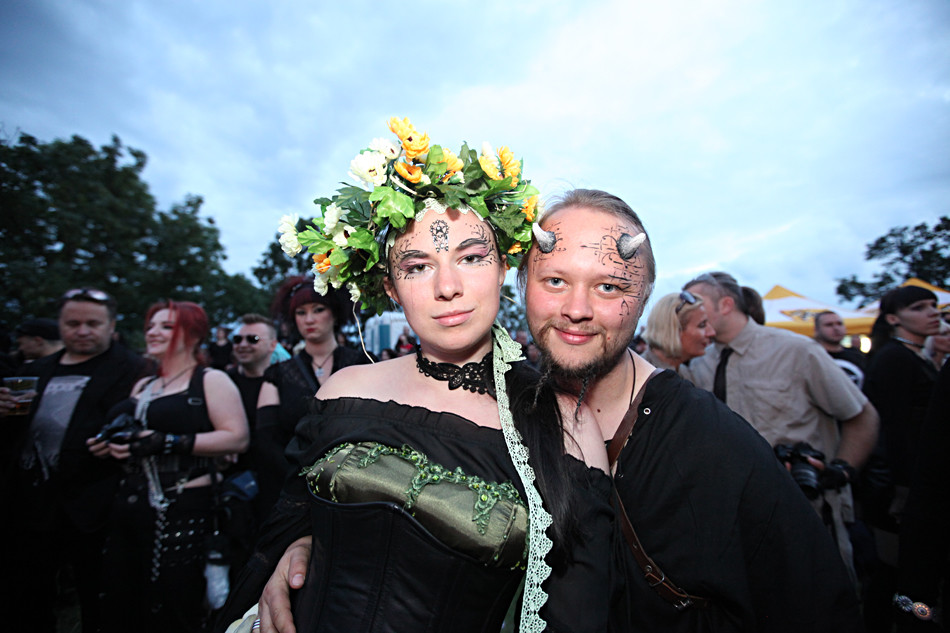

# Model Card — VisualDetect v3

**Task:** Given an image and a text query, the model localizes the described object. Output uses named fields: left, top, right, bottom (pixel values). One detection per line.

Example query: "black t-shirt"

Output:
left=828, top=347, right=868, bottom=389
left=21, top=353, right=106, bottom=475
left=209, top=341, right=233, bottom=370
left=226, top=366, right=265, bottom=430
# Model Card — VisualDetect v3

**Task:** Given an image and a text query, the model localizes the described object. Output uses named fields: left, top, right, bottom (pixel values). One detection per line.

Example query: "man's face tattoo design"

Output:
left=525, top=207, right=648, bottom=387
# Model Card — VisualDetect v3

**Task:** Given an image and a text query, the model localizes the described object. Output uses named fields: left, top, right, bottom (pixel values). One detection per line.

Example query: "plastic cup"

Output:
left=3, top=376, right=39, bottom=416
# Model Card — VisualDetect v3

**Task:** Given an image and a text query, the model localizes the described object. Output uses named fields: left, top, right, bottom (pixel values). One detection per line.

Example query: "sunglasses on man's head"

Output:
left=61, top=288, right=112, bottom=303
left=675, top=290, right=698, bottom=314
left=232, top=334, right=261, bottom=345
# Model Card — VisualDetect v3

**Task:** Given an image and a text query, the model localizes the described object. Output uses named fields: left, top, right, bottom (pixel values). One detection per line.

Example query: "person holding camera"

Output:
left=0, top=288, right=147, bottom=633
left=90, top=300, right=248, bottom=633
left=683, top=272, right=880, bottom=585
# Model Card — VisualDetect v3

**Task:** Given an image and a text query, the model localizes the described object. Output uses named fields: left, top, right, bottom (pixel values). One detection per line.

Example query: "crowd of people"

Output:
left=1, top=119, right=947, bottom=633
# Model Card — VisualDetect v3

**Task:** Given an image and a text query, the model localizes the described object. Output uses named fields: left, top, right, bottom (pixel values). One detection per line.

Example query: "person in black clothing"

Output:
left=254, top=276, right=373, bottom=519
left=0, top=288, right=147, bottom=633
left=226, top=313, right=279, bottom=535
left=896, top=362, right=949, bottom=631
left=815, top=310, right=868, bottom=389
left=94, top=300, right=248, bottom=632
left=228, top=314, right=279, bottom=430
left=862, top=286, right=942, bottom=632
left=210, top=325, right=235, bottom=370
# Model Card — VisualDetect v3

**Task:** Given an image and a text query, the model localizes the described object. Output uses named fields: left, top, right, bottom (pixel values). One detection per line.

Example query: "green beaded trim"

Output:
left=302, top=442, right=525, bottom=537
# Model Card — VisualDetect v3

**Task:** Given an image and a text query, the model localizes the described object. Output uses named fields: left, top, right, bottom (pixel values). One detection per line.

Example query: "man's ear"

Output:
left=719, top=295, right=736, bottom=316
left=383, top=277, right=401, bottom=307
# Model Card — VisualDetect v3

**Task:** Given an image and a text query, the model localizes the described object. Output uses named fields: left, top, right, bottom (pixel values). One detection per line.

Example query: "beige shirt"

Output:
left=684, top=319, right=867, bottom=457
left=685, top=319, right=867, bottom=581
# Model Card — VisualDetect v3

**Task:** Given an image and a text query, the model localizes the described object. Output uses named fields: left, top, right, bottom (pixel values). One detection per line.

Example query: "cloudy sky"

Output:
left=2, top=0, right=948, bottom=315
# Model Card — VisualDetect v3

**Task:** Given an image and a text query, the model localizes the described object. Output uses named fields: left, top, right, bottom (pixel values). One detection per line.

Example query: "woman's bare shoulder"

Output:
left=316, top=356, right=413, bottom=400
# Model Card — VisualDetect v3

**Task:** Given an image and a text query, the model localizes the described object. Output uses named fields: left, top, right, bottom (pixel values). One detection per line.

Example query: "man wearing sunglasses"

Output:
left=1, top=288, right=147, bottom=633
left=227, top=313, right=279, bottom=430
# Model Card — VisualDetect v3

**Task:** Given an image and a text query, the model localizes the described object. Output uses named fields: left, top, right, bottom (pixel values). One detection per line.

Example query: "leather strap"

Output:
left=608, top=367, right=709, bottom=611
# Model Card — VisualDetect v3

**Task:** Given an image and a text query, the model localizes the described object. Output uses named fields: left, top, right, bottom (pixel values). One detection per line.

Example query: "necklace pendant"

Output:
left=315, top=367, right=324, bottom=378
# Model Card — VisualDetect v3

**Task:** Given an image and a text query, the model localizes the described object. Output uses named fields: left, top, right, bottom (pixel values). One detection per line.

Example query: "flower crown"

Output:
left=278, top=116, right=540, bottom=315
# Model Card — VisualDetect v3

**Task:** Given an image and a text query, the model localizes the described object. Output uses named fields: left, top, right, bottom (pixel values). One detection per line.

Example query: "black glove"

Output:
left=129, top=431, right=195, bottom=458
left=820, top=458, right=855, bottom=491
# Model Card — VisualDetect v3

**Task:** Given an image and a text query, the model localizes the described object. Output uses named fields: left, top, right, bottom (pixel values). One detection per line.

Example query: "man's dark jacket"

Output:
left=6, top=343, right=146, bottom=533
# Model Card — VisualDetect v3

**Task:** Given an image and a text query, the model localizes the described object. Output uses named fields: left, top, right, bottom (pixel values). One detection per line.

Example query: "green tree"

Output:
left=836, top=216, right=950, bottom=307
left=0, top=131, right=268, bottom=344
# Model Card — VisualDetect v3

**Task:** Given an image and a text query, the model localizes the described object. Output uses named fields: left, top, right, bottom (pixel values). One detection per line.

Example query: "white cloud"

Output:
left=1, top=0, right=948, bottom=309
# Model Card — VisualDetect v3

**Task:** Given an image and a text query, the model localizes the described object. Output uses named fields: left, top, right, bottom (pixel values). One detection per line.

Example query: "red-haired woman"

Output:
left=91, top=300, right=249, bottom=632
left=253, top=276, right=373, bottom=518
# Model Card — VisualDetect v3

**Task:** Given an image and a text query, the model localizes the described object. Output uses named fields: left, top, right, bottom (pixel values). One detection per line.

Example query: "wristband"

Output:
left=164, top=433, right=195, bottom=456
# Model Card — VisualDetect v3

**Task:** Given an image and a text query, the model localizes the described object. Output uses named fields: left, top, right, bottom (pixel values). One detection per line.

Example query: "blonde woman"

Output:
left=642, top=290, right=715, bottom=373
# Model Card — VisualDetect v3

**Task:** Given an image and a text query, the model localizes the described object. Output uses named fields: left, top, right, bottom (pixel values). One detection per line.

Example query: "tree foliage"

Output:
left=0, top=132, right=268, bottom=345
left=835, top=216, right=950, bottom=307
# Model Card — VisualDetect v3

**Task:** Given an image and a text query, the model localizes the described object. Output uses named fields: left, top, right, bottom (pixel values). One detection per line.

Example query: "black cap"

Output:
left=16, top=318, right=61, bottom=341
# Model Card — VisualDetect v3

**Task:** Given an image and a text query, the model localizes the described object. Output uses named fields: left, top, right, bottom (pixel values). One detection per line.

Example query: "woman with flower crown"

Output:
left=219, top=119, right=615, bottom=633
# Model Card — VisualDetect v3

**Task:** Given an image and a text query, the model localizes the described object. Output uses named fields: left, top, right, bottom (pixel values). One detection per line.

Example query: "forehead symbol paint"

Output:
left=430, top=219, right=449, bottom=253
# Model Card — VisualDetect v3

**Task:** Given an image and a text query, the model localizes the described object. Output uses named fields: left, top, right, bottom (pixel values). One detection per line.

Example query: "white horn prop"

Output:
left=617, top=233, right=646, bottom=260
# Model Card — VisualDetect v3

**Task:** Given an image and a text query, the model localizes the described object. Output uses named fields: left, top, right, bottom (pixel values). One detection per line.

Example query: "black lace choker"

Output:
left=416, top=348, right=495, bottom=398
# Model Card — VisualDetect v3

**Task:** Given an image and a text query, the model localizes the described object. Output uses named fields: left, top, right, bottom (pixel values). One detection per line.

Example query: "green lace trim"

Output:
left=491, top=323, right=553, bottom=633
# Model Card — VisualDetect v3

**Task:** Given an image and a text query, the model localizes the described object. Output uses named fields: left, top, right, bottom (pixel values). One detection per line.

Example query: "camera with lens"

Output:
left=773, top=442, right=825, bottom=500
left=95, top=412, right=144, bottom=445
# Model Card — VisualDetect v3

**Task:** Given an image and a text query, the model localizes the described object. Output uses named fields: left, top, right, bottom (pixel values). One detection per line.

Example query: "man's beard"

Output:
left=531, top=320, right=636, bottom=411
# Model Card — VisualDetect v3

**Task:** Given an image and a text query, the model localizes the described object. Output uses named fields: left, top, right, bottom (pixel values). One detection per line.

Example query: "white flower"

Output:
left=331, top=224, right=354, bottom=248
left=481, top=142, right=495, bottom=159
left=278, top=213, right=299, bottom=234
left=330, top=273, right=344, bottom=289
left=277, top=213, right=302, bottom=256
left=313, top=271, right=329, bottom=295
left=419, top=174, right=431, bottom=186
left=369, top=137, right=400, bottom=162
left=349, top=151, right=388, bottom=187
left=279, top=232, right=302, bottom=257
left=323, top=203, right=342, bottom=232
left=347, top=281, right=361, bottom=303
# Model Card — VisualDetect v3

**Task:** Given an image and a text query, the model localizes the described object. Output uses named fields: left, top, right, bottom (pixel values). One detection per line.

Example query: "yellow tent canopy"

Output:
left=902, top=278, right=950, bottom=311
left=763, top=285, right=877, bottom=336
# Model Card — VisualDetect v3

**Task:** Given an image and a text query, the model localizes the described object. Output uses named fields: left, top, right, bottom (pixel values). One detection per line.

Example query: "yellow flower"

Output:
left=442, top=148, right=463, bottom=173
left=313, top=253, right=332, bottom=274
left=508, top=242, right=522, bottom=255
left=402, top=131, right=430, bottom=162
left=395, top=161, right=422, bottom=183
left=498, top=146, right=520, bottom=186
left=478, top=154, right=502, bottom=180
left=388, top=117, right=415, bottom=142
left=521, top=195, right=538, bottom=222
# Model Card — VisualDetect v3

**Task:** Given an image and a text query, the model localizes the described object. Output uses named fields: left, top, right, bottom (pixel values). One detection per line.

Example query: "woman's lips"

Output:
left=434, top=310, right=473, bottom=326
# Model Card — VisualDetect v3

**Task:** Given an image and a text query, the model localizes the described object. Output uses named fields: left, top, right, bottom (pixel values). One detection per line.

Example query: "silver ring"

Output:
left=251, top=618, right=262, bottom=631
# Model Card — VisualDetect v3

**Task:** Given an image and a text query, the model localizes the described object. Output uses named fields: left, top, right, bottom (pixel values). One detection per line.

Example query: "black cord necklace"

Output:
left=416, top=348, right=495, bottom=398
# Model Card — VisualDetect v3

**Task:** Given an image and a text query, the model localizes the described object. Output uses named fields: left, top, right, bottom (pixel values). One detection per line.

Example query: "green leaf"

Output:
left=370, top=186, right=415, bottom=229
